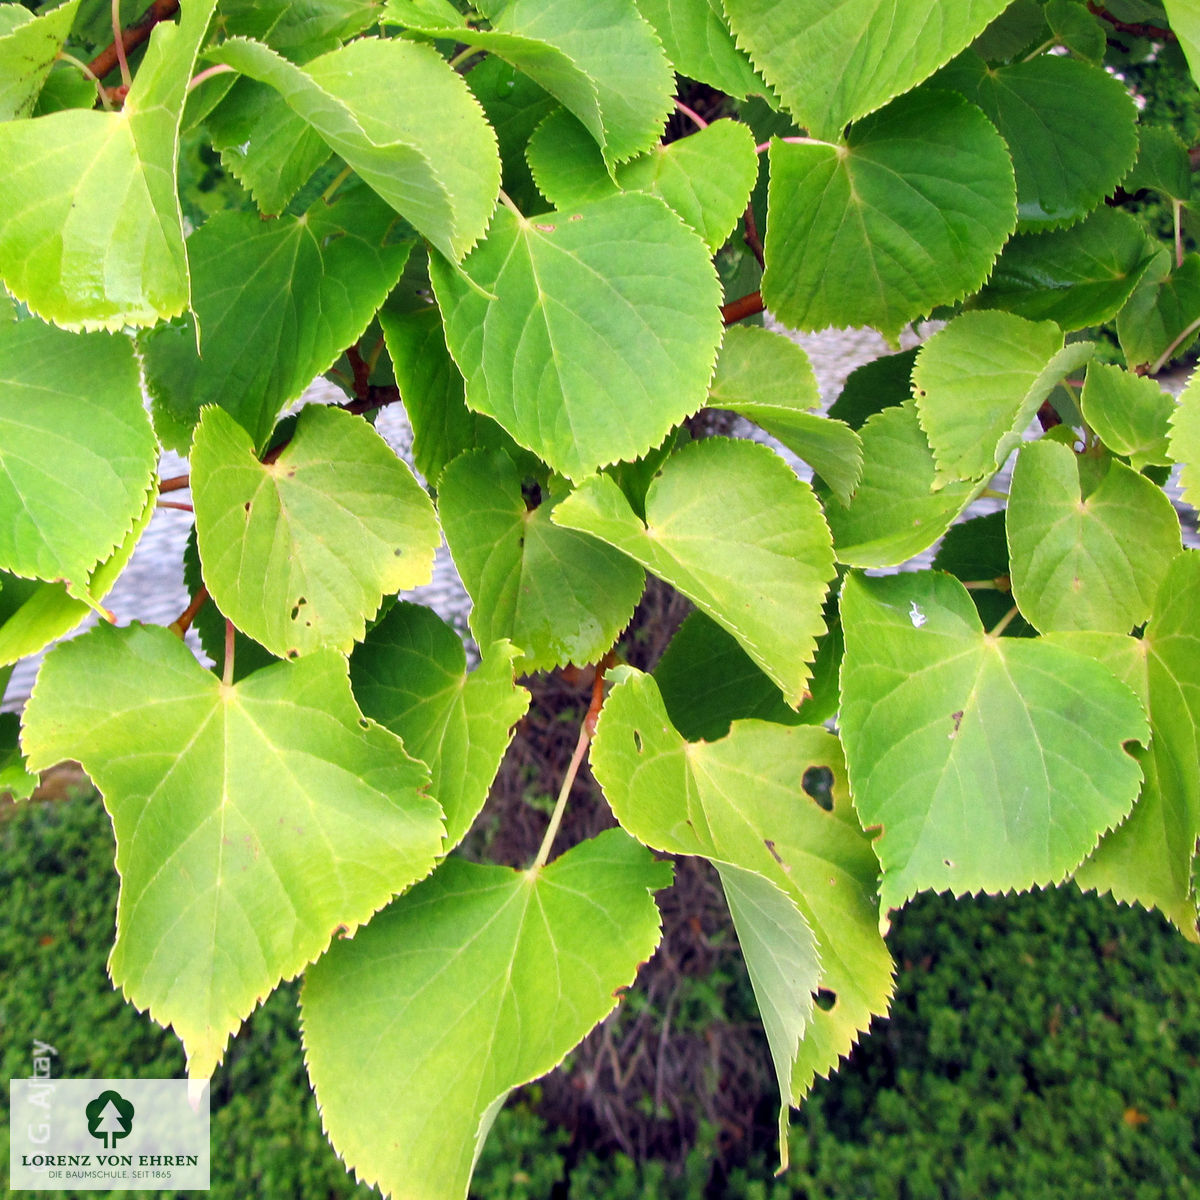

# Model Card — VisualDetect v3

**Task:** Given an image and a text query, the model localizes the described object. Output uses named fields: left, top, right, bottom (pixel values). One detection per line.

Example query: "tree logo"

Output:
left=85, top=1089, right=135, bottom=1149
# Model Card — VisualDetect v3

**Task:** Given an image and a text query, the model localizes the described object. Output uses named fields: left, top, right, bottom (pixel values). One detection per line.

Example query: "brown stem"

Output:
left=346, top=342, right=371, bottom=402
left=741, top=203, right=765, bottom=270
left=87, top=0, right=181, bottom=82
left=1086, top=3, right=1175, bottom=41
left=721, top=290, right=765, bottom=325
left=170, top=585, right=208, bottom=637
left=156, top=500, right=194, bottom=512
left=160, top=473, right=190, bottom=493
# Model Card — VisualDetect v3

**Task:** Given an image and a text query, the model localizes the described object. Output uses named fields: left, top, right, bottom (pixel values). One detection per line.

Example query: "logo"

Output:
left=85, top=1090, right=135, bottom=1150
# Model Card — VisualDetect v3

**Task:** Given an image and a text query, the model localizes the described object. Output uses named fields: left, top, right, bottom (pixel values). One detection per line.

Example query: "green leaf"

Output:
left=839, top=571, right=1149, bottom=909
left=1066, top=552, right=1200, bottom=940
left=615, top=119, right=759, bottom=253
left=430, top=195, right=723, bottom=481
left=708, top=325, right=862, bottom=504
left=1163, top=0, right=1200, bottom=91
left=591, top=668, right=893, bottom=1105
left=912, top=311, right=1093, bottom=485
left=634, top=0, right=762, bottom=97
left=192, top=405, right=440, bottom=659
left=932, top=511, right=1035, bottom=638
left=301, top=828, right=671, bottom=1200
left=933, top=51, right=1138, bottom=231
left=1044, top=0, right=1107, bottom=61
left=1171, top=367, right=1200, bottom=509
left=0, top=321, right=156, bottom=589
left=761, top=90, right=1016, bottom=341
left=204, top=80, right=332, bottom=216
left=1117, top=250, right=1200, bottom=372
left=350, top=602, right=530, bottom=853
left=554, top=438, right=835, bottom=706
left=437, top=449, right=645, bottom=672
left=525, top=107, right=619, bottom=208
left=653, top=610, right=804, bottom=741
left=1080, top=361, right=1174, bottom=470
left=141, top=188, right=412, bottom=453
left=21, top=622, right=444, bottom=1079
left=0, top=491, right=154, bottom=666
left=1125, top=125, right=1191, bottom=203
left=0, top=711, right=37, bottom=801
left=208, top=35, right=500, bottom=261
left=1007, top=440, right=1181, bottom=633
left=0, top=0, right=218, bottom=328
left=388, top=0, right=675, bottom=169
left=0, top=0, right=80, bottom=120
left=974, top=206, right=1157, bottom=330
left=722, top=0, right=1011, bottom=139
left=820, top=401, right=982, bottom=568
left=217, top=0, right=382, bottom=54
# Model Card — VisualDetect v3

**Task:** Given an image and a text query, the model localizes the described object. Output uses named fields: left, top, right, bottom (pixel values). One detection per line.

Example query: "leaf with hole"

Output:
left=554, top=437, right=835, bottom=707
left=591, top=667, right=893, bottom=1125
left=839, top=571, right=1148, bottom=909
left=430, top=195, right=722, bottom=481
left=1006, top=440, right=1181, bottom=633
left=762, top=90, right=1016, bottom=341
left=301, top=828, right=671, bottom=1200
left=21, top=622, right=443, bottom=1080
left=192, top=405, right=440, bottom=659
left=437, top=449, right=645, bottom=672
left=350, top=602, right=529, bottom=853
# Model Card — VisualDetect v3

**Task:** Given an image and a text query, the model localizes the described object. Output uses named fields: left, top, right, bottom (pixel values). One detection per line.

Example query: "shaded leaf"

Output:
left=554, top=438, right=835, bottom=706
left=438, top=449, right=645, bottom=672
left=1117, top=250, right=1200, bottom=372
left=762, top=90, right=1016, bottom=341
left=828, top=348, right=918, bottom=431
left=1125, top=125, right=1191, bottom=203
left=0, top=0, right=218, bottom=328
left=934, top=50, right=1138, bottom=230
left=591, top=668, right=893, bottom=1109
left=142, top=188, right=412, bottom=453
left=974, top=206, right=1156, bottom=330
left=22, top=622, right=444, bottom=1079
left=723, top=0, right=1011, bottom=139
left=302, top=829, right=671, bottom=1200
left=839, top=571, right=1148, bottom=909
left=912, top=310, right=1094, bottom=485
left=0, top=711, right=37, bottom=801
left=1007, top=440, right=1181, bottom=633
left=430, top=195, right=722, bottom=481
left=209, top=35, right=499, bottom=261
left=192, top=405, right=440, bottom=659
left=350, top=601, right=530, bottom=853
left=0, top=321, right=156, bottom=589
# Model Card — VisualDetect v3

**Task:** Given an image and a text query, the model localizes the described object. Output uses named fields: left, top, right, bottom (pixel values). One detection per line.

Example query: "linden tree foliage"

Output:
left=4, top=1, right=1200, bottom=1195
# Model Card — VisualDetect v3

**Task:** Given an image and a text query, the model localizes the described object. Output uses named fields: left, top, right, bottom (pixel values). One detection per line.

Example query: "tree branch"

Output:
left=1086, top=3, right=1175, bottom=41
left=721, top=290, right=765, bottom=325
left=87, top=0, right=180, bottom=82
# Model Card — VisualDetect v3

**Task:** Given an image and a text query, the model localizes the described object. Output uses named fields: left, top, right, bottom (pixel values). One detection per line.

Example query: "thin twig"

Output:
left=1086, top=2, right=1175, bottom=41
left=741, top=202, right=765, bottom=270
left=222, top=620, right=235, bottom=687
left=531, top=656, right=611, bottom=871
left=160, top=473, right=190, bottom=493
left=89, top=0, right=179, bottom=82
left=170, top=586, right=208, bottom=638
left=674, top=98, right=708, bottom=131
left=156, top=500, right=194, bottom=513
left=111, top=0, right=132, bottom=90
left=186, top=63, right=234, bottom=94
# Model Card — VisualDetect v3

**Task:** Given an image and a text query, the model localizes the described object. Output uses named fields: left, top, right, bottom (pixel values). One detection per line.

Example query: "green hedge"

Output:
left=3, top=792, right=1200, bottom=1199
